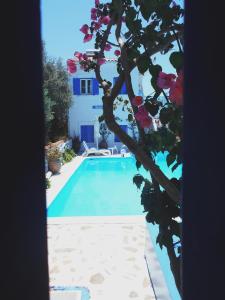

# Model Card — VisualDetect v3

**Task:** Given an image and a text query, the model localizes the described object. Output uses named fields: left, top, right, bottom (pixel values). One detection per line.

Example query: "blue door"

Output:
left=80, top=125, right=94, bottom=143
left=114, top=125, right=128, bottom=142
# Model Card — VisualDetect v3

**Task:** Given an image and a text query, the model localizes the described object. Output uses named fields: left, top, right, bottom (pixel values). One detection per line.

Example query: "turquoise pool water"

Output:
left=48, top=152, right=182, bottom=300
left=48, top=156, right=148, bottom=217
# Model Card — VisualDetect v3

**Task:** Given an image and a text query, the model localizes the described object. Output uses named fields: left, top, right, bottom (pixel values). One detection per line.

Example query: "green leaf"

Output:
left=140, top=0, right=156, bottom=21
left=128, top=113, right=133, bottom=122
left=151, top=77, right=161, bottom=93
left=159, top=107, right=173, bottom=125
left=137, top=55, right=150, bottom=74
left=98, top=115, right=104, bottom=122
left=144, top=102, right=159, bottom=116
left=136, top=160, right=142, bottom=170
left=171, top=162, right=180, bottom=172
left=166, top=153, right=176, bottom=167
left=149, top=64, right=162, bottom=77
left=169, top=51, right=183, bottom=71
left=133, top=174, right=144, bottom=189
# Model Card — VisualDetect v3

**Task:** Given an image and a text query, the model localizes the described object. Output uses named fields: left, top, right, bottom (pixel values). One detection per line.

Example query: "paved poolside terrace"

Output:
left=47, top=155, right=171, bottom=300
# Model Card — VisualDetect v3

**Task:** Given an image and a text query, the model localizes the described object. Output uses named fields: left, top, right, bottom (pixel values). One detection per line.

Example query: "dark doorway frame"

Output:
left=1, top=1, right=225, bottom=300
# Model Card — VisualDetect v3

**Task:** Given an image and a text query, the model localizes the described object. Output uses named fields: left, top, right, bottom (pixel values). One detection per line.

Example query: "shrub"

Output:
left=62, top=149, right=75, bottom=163
left=72, top=136, right=81, bottom=154
left=66, top=148, right=76, bottom=157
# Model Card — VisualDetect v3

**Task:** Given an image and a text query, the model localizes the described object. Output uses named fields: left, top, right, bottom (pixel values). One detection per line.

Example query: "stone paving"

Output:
left=47, top=216, right=156, bottom=300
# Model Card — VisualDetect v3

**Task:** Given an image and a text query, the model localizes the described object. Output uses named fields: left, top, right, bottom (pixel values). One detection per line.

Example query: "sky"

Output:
left=41, top=0, right=178, bottom=95
left=41, top=0, right=98, bottom=63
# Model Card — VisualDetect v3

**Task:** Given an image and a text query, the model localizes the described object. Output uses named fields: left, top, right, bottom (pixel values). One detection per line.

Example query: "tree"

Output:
left=43, top=47, right=72, bottom=142
left=67, top=0, right=184, bottom=294
left=43, top=88, right=55, bottom=141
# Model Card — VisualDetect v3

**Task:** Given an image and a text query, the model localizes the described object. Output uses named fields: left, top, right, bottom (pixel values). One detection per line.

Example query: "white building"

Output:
left=68, top=50, right=143, bottom=150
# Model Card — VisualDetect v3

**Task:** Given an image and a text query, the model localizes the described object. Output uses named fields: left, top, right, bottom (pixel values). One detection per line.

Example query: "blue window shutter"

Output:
left=92, top=78, right=99, bottom=95
left=113, top=77, right=127, bottom=94
left=114, top=125, right=128, bottom=142
left=81, top=125, right=94, bottom=143
left=73, top=78, right=80, bottom=95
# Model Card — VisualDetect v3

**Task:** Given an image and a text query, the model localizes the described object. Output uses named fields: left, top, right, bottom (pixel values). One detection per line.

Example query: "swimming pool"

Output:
left=48, top=153, right=181, bottom=217
left=48, top=156, right=147, bottom=217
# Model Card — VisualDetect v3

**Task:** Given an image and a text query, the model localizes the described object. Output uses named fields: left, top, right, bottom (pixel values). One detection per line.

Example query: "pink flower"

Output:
left=91, top=8, right=97, bottom=14
left=80, top=24, right=89, bottom=35
left=139, top=117, right=152, bottom=128
left=135, top=106, right=152, bottom=128
left=91, top=13, right=97, bottom=20
left=157, top=72, right=176, bottom=89
left=74, top=51, right=83, bottom=61
left=135, top=105, right=149, bottom=121
left=97, top=58, right=106, bottom=65
left=114, top=50, right=121, bottom=56
left=82, top=53, right=88, bottom=60
left=104, top=44, right=112, bottom=51
left=93, top=21, right=101, bottom=31
left=132, top=96, right=143, bottom=106
left=169, top=71, right=183, bottom=105
left=83, top=34, right=93, bottom=43
left=95, top=0, right=100, bottom=6
left=101, top=15, right=111, bottom=25
left=67, top=59, right=77, bottom=74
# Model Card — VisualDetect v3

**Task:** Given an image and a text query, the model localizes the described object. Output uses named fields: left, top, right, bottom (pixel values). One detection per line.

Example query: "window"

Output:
left=73, top=78, right=99, bottom=95
left=80, top=79, right=92, bottom=95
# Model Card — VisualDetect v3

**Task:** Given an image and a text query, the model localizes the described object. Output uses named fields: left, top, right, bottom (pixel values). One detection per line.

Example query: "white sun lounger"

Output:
left=82, top=141, right=111, bottom=156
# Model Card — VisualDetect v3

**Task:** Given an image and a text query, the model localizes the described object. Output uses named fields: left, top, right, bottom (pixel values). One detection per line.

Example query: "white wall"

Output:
left=68, top=57, right=140, bottom=150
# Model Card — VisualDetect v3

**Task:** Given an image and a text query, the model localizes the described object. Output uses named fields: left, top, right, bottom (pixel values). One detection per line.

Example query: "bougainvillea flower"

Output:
left=132, top=96, right=143, bottom=106
left=169, top=71, right=183, bottom=105
left=101, top=16, right=111, bottom=25
left=67, top=59, right=77, bottom=74
left=74, top=51, right=83, bottom=61
left=135, top=105, right=152, bottom=128
left=83, top=34, right=93, bottom=43
left=157, top=72, right=176, bottom=89
left=80, top=24, right=89, bottom=35
left=139, top=117, right=152, bottom=128
left=114, top=50, right=121, bottom=56
left=91, top=13, right=97, bottom=20
left=93, top=21, right=101, bottom=31
left=95, top=0, right=100, bottom=6
left=91, top=8, right=97, bottom=14
left=97, top=58, right=106, bottom=65
left=82, top=53, right=88, bottom=60
left=104, top=44, right=112, bottom=51
left=135, top=105, right=149, bottom=121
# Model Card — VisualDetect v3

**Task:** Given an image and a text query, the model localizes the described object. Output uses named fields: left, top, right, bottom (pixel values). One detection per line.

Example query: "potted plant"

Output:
left=47, top=147, right=62, bottom=174
left=99, top=121, right=111, bottom=149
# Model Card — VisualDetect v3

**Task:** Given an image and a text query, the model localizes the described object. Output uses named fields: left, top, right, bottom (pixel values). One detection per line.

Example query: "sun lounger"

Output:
left=82, top=141, right=111, bottom=156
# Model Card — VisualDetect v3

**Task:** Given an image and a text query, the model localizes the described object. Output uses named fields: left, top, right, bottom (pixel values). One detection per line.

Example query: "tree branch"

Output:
left=94, top=23, right=182, bottom=204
